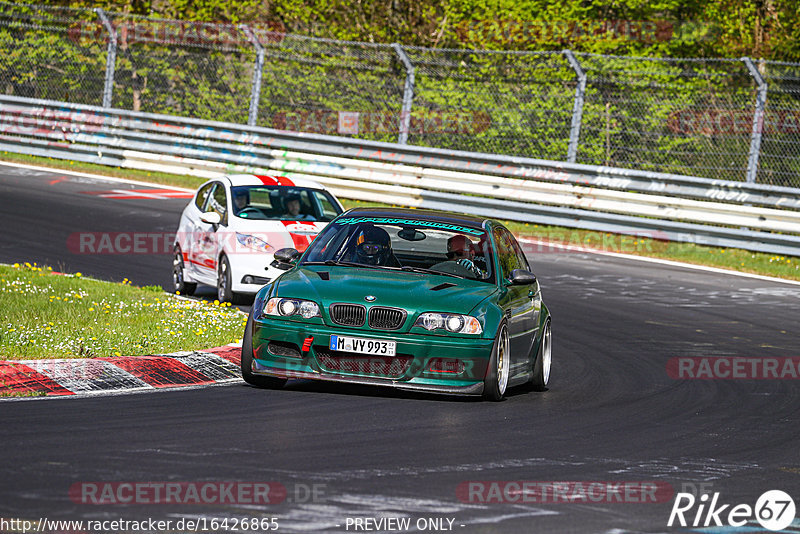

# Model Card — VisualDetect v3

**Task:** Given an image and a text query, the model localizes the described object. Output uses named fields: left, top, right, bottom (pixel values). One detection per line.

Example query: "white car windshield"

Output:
left=230, top=186, right=342, bottom=222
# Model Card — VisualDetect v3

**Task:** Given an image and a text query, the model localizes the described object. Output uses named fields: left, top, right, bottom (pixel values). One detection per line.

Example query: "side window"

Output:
left=298, top=190, right=314, bottom=214
left=194, top=183, right=214, bottom=211
left=207, top=183, right=228, bottom=225
left=493, top=228, right=523, bottom=280
left=508, top=232, right=531, bottom=272
left=314, top=191, right=341, bottom=222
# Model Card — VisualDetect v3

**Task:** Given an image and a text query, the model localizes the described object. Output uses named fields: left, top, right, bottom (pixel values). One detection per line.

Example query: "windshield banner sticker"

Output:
left=336, top=217, right=484, bottom=236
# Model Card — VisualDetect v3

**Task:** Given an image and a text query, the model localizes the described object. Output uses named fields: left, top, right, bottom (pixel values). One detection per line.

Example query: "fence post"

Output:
left=392, top=43, right=415, bottom=145
left=742, top=57, right=767, bottom=184
left=563, top=49, right=586, bottom=164
left=95, top=9, right=117, bottom=109
left=242, top=25, right=265, bottom=127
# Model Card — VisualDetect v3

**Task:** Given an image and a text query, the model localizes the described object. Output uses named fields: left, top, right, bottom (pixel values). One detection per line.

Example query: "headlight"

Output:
left=264, top=297, right=320, bottom=319
left=414, top=313, right=482, bottom=334
left=236, top=233, right=272, bottom=253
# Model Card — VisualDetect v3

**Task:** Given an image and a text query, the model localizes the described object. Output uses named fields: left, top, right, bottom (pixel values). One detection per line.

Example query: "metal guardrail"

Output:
left=1, top=94, right=800, bottom=257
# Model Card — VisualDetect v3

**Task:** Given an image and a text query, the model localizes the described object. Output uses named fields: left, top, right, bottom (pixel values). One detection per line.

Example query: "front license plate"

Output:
left=330, top=335, right=396, bottom=356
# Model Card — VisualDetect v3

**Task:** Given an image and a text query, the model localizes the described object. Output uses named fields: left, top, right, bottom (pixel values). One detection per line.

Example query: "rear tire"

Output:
left=172, top=246, right=196, bottom=296
left=241, top=312, right=287, bottom=389
left=529, top=319, right=551, bottom=391
left=483, top=322, right=510, bottom=401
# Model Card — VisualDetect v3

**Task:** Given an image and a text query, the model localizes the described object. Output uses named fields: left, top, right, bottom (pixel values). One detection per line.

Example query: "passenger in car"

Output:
left=284, top=194, right=317, bottom=221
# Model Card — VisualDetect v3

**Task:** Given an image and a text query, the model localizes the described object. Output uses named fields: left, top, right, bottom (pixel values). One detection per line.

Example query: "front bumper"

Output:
left=250, top=316, right=495, bottom=395
left=228, top=252, right=285, bottom=294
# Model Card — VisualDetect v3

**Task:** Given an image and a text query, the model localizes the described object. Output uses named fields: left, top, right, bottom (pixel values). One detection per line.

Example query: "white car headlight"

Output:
left=264, top=297, right=321, bottom=319
left=236, top=233, right=272, bottom=253
left=414, top=313, right=482, bottom=334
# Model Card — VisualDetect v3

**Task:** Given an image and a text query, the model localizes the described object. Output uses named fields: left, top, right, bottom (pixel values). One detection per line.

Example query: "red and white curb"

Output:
left=0, top=344, right=242, bottom=397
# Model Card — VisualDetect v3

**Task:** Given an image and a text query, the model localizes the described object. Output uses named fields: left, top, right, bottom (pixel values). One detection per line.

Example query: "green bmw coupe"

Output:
left=241, top=208, right=551, bottom=400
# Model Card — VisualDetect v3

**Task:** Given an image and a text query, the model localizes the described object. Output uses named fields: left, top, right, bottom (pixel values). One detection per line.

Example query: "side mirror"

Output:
left=508, top=269, right=537, bottom=286
left=270, top=247, right=301, bottom=271
left=199, top=212, right=221, bottom=225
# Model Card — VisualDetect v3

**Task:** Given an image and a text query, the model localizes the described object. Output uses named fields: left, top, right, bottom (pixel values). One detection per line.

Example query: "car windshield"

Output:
left=300, top=217, right=494, bottom=283
left=230, top=186, right=342, bottom=222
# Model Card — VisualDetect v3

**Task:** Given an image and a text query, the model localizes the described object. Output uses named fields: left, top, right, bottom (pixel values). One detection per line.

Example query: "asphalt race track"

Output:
left=1, top=163, right=799, bottom=533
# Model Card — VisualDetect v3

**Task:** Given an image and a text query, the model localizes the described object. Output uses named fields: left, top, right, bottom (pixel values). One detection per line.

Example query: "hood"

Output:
left=274, top=265, right=498, bottom=316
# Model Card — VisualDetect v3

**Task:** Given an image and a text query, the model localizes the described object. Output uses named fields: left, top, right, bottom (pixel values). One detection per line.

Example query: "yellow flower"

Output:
left=75, top=272, right=82, bottom=277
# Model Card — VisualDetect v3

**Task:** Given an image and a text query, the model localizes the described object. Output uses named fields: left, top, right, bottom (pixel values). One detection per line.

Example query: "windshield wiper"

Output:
left=400, top=266, right=464, bottom=279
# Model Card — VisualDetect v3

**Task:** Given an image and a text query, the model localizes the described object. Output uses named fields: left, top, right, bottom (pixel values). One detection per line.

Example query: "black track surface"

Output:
left=1, top=164, right=799, bottom=533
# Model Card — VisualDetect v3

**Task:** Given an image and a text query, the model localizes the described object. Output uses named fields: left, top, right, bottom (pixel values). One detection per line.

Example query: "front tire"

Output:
left=217, top=254, right=240, bottom=304
left=529, top=319, right=551, bottom=391
left=241, top=312, right=287, bottom=389
left=483, top=322, right=510, bottom=401
left=173, top=246, right=196, bottom=296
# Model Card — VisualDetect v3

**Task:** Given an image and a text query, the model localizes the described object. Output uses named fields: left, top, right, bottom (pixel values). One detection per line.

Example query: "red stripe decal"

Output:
left=280, top=221, right=319, bottom=252
left=184, top=257, right=216, bottom=270
left=0, top=362, right=75, bottom=396
left=98, top=357, right=213, bottom=388
left=255, top=175, right=279, bottom=185
left=255, top=175, right=295, bottom=187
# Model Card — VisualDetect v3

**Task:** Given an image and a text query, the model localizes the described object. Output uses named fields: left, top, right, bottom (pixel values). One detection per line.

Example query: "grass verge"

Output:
left=0, top=262, right=246, bottom=360
left=2, top=152, right=799, bottom=281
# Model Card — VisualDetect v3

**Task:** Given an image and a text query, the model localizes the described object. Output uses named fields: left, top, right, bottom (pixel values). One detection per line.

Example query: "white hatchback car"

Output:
left=173, top=174, right=344, bottom=303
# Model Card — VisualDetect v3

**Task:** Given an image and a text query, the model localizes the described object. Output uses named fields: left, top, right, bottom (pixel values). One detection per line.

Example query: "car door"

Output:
left=493, top=227, right=537, bottom=374
left=192, top=182, right=228, bottom=284
left=183, top=182, right=214, bottom=279
left=508, top=230, right=541, bottom=352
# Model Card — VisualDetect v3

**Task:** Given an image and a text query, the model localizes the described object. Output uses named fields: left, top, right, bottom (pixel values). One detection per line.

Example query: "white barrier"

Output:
left=1, top=94, right=799, bottom=256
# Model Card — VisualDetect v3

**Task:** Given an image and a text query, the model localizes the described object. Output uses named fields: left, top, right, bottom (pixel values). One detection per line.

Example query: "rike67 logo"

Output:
left=668, top=490, right=796, bottom=531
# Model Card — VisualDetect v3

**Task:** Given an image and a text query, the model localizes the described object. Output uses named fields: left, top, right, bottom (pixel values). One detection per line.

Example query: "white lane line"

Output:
left=519, top=237, right=800, bottom=287
left=0, top=160, right=195, bottom=192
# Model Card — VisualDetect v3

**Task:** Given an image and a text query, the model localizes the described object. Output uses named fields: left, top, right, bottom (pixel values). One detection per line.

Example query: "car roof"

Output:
left=338, top=207, right=490, bottom=230
left=223, top=174, right=327, bottom=190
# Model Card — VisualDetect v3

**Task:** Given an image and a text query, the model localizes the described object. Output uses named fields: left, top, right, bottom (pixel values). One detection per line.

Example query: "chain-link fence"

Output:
left=1, top=2, right=799, bottom=187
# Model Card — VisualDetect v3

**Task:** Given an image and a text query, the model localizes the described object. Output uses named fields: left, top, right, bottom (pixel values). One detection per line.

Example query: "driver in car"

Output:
left=352, top=226, right=400, bottom=267
left=442, top=234, right=486, bottom=279
left=233, top=189, right=250, bottom=214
